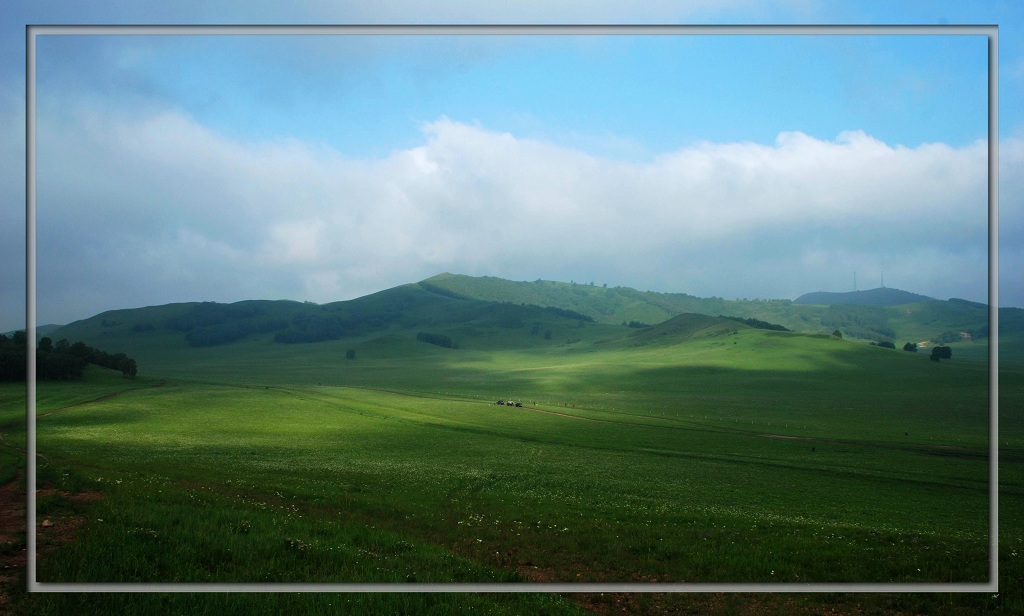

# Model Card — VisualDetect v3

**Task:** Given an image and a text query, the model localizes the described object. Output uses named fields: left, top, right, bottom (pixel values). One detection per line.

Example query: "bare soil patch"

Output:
left=35, top=488, right=103, bottom=554
left=0, top=472, right=102, bottom=614
left=0, top=473, right=25, bottom=615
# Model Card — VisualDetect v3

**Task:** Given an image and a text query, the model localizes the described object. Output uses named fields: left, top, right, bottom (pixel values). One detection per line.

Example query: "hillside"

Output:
left=43, top=272, right=1007, bottom=365
left=628, top=313, right=746, bottom=347
left=419, top=273, right=732, bottom=326
left=795, top=287, right=936, bottom=306
left=46, top=283, right=607, bottom=370
left=419, top=274, right=997, bottom=354
left=2, top=324, right=62, bottom=339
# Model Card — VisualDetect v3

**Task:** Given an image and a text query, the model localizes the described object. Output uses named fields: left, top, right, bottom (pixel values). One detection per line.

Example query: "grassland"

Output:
left=2, top=289, right=1020, bottom=614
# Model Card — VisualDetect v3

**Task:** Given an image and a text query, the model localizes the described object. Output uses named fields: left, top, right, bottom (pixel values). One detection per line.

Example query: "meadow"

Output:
left=3, top=310, right=1021, bottom=614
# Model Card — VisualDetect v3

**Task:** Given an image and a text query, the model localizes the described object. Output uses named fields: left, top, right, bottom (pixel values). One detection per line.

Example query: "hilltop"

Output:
left=794, top=287, right=936, bottom=306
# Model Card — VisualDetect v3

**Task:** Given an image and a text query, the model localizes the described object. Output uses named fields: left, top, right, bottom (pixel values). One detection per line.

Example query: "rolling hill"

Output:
left=40, top=272, right=1008, bottom=368
left=12, top=272, right=1016, bottom=613
left=416, top=274, right=999, bottom=358
left=794, top=287, right=935, bottom=306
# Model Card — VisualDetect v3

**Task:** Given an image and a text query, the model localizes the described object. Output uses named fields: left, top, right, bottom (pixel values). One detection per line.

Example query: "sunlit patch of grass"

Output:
left=3, top=325, right=1016, bottom=614
left=26, top=375, right=993, bottom=585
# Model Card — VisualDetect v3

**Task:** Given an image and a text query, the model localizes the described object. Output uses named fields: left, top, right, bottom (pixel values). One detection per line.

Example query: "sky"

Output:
left=1, top=1, right=1022, bottom=333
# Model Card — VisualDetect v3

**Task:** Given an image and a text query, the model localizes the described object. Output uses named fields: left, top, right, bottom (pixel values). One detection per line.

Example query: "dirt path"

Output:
left=761, top=433, right=817, bottom=441
left=37, top=381, right=165, bottom=418
left=0, top=433, right=46, bottom=469
left=519, top=405, right=612, bottom=422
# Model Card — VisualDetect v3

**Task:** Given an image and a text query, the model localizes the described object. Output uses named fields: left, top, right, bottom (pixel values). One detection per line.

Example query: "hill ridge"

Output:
left=794, top=287, right=935, bottom=307
left=41, top=272, right=1011, bottom=363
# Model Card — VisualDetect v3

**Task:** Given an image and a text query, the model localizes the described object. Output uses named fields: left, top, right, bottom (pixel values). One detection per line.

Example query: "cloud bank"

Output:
left=33, top=107, right=996, bottom=326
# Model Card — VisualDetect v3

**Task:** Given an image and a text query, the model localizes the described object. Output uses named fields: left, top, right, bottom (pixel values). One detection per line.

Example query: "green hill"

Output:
left=15, top=269, right=1017, bottom=614
left=628, top=313, right=746, bottom=347
left=418, top=273, right=1001, bottom=358
left=3, top=324, right=63, bottom=339
left=795, top=287, right=935, bottom=306
left=44, top=272, right=1010, bottom=369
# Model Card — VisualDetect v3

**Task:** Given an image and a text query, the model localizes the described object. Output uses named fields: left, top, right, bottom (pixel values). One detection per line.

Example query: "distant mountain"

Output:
left=794, top=287, right=935, bottom=307
left=1, top=324, right=63, bottom=339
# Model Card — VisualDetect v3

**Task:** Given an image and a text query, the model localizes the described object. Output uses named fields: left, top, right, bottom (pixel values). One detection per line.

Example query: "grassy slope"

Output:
left=44, top=273, right=1009, bottom=363
left=8, top=277, right=1020, bottom=614
left=8, top=330, right=1014, bottom=612
left=421, top=273, right=1005, bottom=360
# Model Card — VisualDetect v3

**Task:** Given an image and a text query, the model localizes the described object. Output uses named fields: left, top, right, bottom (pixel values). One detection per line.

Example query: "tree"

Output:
left=118, top=357, right=138, bottom=379
left=38, top=336, right=53, bottom=353
left=69, top=341, right=90, bottom=359
left=903, top=342, right=918, bottom=353
left=38, top=353, right=85, bottom=380
left=0, top=333, right=27, bottom=381
left=931, top=346, right=952, bottom=361
left=832, top=330, right=843, bottom=338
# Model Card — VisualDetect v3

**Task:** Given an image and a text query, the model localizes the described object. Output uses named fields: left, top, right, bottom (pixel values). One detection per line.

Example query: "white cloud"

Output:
left=31, top=106, right=1000, bottom=325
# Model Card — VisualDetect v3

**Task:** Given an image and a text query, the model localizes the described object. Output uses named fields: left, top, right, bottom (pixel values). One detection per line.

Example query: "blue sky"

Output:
left=34, top=32, right=989, bottom=157
left=1, top=1, right=1021, bottom=332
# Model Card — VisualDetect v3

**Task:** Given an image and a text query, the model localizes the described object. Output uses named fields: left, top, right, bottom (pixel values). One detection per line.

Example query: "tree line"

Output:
left=167, top=302, right=290, bottom=347
left=821, top=304, right=895, bottom=341
left=0, top=331, right=137, bottom=381
left=623, top=321, right=651, bottom=329
left=720, top=315, right=791, bottom=332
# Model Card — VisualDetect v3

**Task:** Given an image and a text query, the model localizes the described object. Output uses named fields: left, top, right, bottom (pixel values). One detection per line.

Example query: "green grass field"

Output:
left=3, top=312, right=1021, bottom=614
